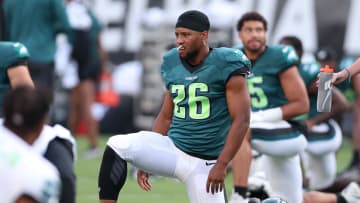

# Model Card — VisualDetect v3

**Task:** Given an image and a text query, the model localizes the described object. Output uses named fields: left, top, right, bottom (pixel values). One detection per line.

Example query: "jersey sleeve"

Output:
left=219, top=47, right=251, bottom=81
left=0, top=42, right=30, bottom=69
left=299, top=62, right=321, bottom=85
left=278, top=45, right=299, bottom=71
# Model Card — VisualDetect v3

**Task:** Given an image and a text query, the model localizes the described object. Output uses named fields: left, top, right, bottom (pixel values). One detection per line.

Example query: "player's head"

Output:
left=279, top=35, right=303, bottom=59
left=237, top=11, right=267, bottom=53
left=3, top=86, right=50, bottom=144
left=175, top=10, right=210, bottom=61
left=316, top=47, right=337, bottom=69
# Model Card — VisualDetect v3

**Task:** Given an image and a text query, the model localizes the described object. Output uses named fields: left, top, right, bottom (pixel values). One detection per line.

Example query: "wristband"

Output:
left=251, top=107, right=283, bottom=122
left=344, top=68, right=351, bottom=83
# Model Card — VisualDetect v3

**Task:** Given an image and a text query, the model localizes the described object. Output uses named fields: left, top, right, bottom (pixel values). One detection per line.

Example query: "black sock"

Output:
left=336, top=194, right=348, bottom=203
left=234, top=186, right=248, bottom=198
left=352, top=150, right=360, bottom=164
left=98, top=146, right=128, bottom=200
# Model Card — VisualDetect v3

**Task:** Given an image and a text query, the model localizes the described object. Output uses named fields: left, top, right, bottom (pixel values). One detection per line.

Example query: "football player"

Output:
left=98, top=10, right=251, bottom=203
left=0, top=86, right=61, bottom=203
left=230, top=12, right=309, bottom=203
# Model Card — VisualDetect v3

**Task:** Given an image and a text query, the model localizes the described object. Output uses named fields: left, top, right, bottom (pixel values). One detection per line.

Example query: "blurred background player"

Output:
left=0, top=86, right=61, bottom=203
left=65, top=0, right=107, bottom=158
left=0, top=41, right=34, bottom=112
left=329, top=57, right=360, bottom=191
left=279, top=36, right=348, bottom=191
left=230, top=11, right=309, bottom=203
left=0, top=41, right=76, bottom=203
left=2, top=0, right=72, bottom=117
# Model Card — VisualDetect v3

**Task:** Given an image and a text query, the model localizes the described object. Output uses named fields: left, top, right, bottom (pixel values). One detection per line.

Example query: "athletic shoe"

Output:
left=83, top=147, right=100, bottom=159
left=229, top=192, right=249, bottom=203
left=248, top=171, right=271, bottom=200
left=341, top=182, right=360, bottom=203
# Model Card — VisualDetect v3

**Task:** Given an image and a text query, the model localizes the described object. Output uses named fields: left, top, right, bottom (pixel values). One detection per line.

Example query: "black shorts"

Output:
left=78, top=60, right=101, bottom=81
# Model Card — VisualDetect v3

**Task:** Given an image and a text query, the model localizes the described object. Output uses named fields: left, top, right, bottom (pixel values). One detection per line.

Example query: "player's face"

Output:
left=238, top=21, right=266, bottom=53
left=175, top=27, right=204, bottom=60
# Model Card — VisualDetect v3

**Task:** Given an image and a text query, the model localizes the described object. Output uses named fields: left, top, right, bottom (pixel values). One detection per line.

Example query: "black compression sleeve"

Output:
left=98, top=146, right=128, bottom=200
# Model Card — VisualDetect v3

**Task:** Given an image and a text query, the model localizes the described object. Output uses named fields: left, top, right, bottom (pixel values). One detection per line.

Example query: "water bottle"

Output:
left=317, top=65, right=334, bottom=112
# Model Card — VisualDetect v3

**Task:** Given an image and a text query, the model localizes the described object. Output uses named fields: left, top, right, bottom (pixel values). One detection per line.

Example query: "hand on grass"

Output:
left=137, top=169, right=152, bottom=191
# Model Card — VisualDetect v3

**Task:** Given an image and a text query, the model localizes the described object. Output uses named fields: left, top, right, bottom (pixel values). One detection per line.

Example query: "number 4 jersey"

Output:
left=161, top=47, right=250, bottom=159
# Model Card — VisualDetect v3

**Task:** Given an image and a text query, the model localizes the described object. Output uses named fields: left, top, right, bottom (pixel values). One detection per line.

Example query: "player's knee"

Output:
left=107, top=134, right=132, bottom=151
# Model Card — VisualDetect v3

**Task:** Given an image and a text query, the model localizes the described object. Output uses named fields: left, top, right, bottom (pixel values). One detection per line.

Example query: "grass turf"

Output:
left=75, top=135, right=352, bottom=203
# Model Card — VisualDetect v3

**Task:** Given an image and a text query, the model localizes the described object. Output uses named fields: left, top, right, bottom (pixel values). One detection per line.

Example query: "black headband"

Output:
left=175, top=10, right=210, bottom=32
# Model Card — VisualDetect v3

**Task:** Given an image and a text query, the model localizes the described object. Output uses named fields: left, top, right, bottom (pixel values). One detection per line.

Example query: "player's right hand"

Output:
left=137, top=169, right=152, bottom=191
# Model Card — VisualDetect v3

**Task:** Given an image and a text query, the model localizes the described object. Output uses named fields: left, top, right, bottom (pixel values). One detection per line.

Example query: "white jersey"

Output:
left=33, top=124, right=77, bottom=160
left=0, top=125, right=61, bottom=203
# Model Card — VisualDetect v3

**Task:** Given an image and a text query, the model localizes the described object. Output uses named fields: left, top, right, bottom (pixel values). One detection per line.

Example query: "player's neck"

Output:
left=244, top=46, right=266, bottom=60
left=188, top=46, right=210, bottom=66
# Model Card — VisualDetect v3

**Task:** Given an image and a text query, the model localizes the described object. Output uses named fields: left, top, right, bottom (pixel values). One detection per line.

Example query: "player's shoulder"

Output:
left=266, top=45, right=298, bottom=64
left=0, top=41, right=29, bottom=58
left=268, top=45, right=297, bottom=58
left=163, top=47, right=178, bottom=60
left=212, top=47, right=251, bottom=66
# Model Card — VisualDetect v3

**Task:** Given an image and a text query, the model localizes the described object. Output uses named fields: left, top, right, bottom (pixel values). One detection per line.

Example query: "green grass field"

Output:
left=75, top=135, right=352, bottom=203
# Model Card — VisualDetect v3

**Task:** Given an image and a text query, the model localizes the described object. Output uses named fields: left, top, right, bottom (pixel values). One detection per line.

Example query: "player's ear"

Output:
left=201, top=30, right=208, bottom=39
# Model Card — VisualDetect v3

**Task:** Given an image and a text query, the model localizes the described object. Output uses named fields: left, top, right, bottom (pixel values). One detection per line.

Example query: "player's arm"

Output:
left=137, top=90, right=173, bottom=191
left=279, top=65, right=309, bottom=119
left=151, top=90, right=173, bottom=135
left=206, top=75, right=250, bottom=194
left=332, top=57, right=360, bottom=84
left=7, top=64, right=34, bottom=88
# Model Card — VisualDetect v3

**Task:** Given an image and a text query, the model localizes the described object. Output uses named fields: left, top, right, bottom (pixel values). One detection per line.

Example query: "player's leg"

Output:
left=98, top=131, right=179, bottom=202
left=230, top=130, right=252, bottom=202
left=67, top=85, right=81, bottom=134
left=305, top=119, right=342, bottom=190
left=251, top=121, right=307, bottom=203
left=303, top=182, right=360, bottom=203
left=177, top=150, right=226, bottom=203
left=305, top=152, right=337, bottom=190
left=263, top=154, right=303, bottom=203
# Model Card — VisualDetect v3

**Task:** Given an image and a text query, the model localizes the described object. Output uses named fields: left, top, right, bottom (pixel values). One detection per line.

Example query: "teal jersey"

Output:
left=3, top=0, right=71, bottom=63
left=88, top=11, right=102, bottom=64
left=298, top=62, right=321, bottom=118
left=161, top=47, right=251, bottom=158
left=0, top=42, right=29, bottom=104
left=245, top=45, right=298, bottom=111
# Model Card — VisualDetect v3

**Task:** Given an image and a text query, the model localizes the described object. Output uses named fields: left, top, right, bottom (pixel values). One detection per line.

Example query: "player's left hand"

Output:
left=137, top=169, right=152, bottom=191
left=206, top=162, right=227, bottom=194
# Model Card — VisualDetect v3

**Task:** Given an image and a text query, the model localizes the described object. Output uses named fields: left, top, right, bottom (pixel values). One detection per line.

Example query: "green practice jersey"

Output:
left=161, top=47, right=250, bottom=159
left=245, top=45, right=298, bottom=111
left=0, top=42, right=29, bottom=105
left=3, top=0, right=71, bottom=63
left=297, top=62, right=321, bottom=118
